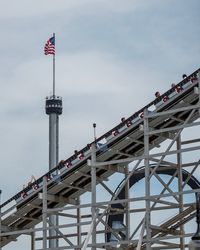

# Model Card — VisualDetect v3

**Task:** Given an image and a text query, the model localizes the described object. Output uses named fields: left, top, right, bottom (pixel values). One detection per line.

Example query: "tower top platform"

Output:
left=45, top=95, right=63, bottom=115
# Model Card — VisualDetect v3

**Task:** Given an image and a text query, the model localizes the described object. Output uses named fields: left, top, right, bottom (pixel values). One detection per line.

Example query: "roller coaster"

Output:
left=0, top=68, right=200, bottom=249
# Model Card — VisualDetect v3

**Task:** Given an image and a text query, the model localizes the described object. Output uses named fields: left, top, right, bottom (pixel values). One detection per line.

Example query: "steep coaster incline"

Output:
left=0, top=69, right=199, bottom=247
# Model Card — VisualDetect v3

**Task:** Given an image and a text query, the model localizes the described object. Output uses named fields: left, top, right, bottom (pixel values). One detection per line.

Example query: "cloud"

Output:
left=0, top=0, right=146, bottom=19
left=0, top=0, right=87, bottom=19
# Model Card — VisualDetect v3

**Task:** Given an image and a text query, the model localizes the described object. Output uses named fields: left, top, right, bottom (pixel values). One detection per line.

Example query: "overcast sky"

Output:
left=0, top=0, right=200, bottom=249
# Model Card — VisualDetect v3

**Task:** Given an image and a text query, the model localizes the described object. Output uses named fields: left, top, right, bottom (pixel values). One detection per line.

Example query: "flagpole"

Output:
left=53, top=33, right=55, bottom=97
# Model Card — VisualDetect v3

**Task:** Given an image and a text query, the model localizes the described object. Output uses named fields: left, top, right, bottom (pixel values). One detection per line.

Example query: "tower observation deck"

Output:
left=0, top=69, right=200, bottom=250
left=45, top=95, right=62, bottom=115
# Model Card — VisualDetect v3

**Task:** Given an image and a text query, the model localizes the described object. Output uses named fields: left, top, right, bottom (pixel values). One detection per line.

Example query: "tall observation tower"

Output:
left=45, top=94, right=62, bottom=248
left=45, top=95, right=62, bottom=169
left=44, top=34, right=62, bottom=248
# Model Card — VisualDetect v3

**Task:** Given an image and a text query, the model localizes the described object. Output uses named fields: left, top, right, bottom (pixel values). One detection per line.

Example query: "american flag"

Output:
left=44, top=36, right=55, bottom=55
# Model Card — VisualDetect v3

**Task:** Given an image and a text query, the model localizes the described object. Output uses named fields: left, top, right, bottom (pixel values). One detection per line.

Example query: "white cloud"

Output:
left=57, top=52, right=131, bottom=94
left=0, top=0, right=88, bottom=19
left=0, top=0, right=146, bottom=19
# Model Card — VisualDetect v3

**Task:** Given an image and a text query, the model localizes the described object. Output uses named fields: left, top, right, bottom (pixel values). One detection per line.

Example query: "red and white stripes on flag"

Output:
left=44, top=36, right=55, bottom=55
